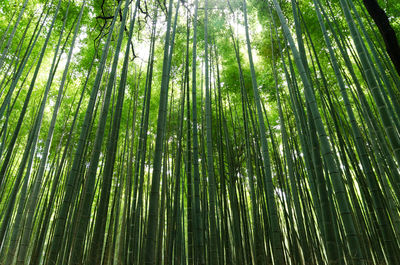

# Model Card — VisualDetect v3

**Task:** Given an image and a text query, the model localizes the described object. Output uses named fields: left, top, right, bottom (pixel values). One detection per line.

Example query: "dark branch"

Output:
left=362, top=0, right=400, bottom=77
left=96, top=15, right=114, bottom=20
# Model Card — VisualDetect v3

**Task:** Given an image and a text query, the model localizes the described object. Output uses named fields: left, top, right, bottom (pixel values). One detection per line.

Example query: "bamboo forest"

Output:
left=1, top=0, right=400, bottom=264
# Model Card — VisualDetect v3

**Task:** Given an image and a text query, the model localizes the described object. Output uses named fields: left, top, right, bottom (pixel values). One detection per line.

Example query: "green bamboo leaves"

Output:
left=0, top=0, right=399, bottom=264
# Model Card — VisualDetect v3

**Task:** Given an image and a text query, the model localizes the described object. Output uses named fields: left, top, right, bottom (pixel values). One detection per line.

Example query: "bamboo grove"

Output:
left=0, top=0, right=400, bottom=264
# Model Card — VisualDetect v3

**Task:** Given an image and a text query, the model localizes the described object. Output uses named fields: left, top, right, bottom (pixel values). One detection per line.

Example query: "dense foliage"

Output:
left=0, top=0, right=400, bottom=264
